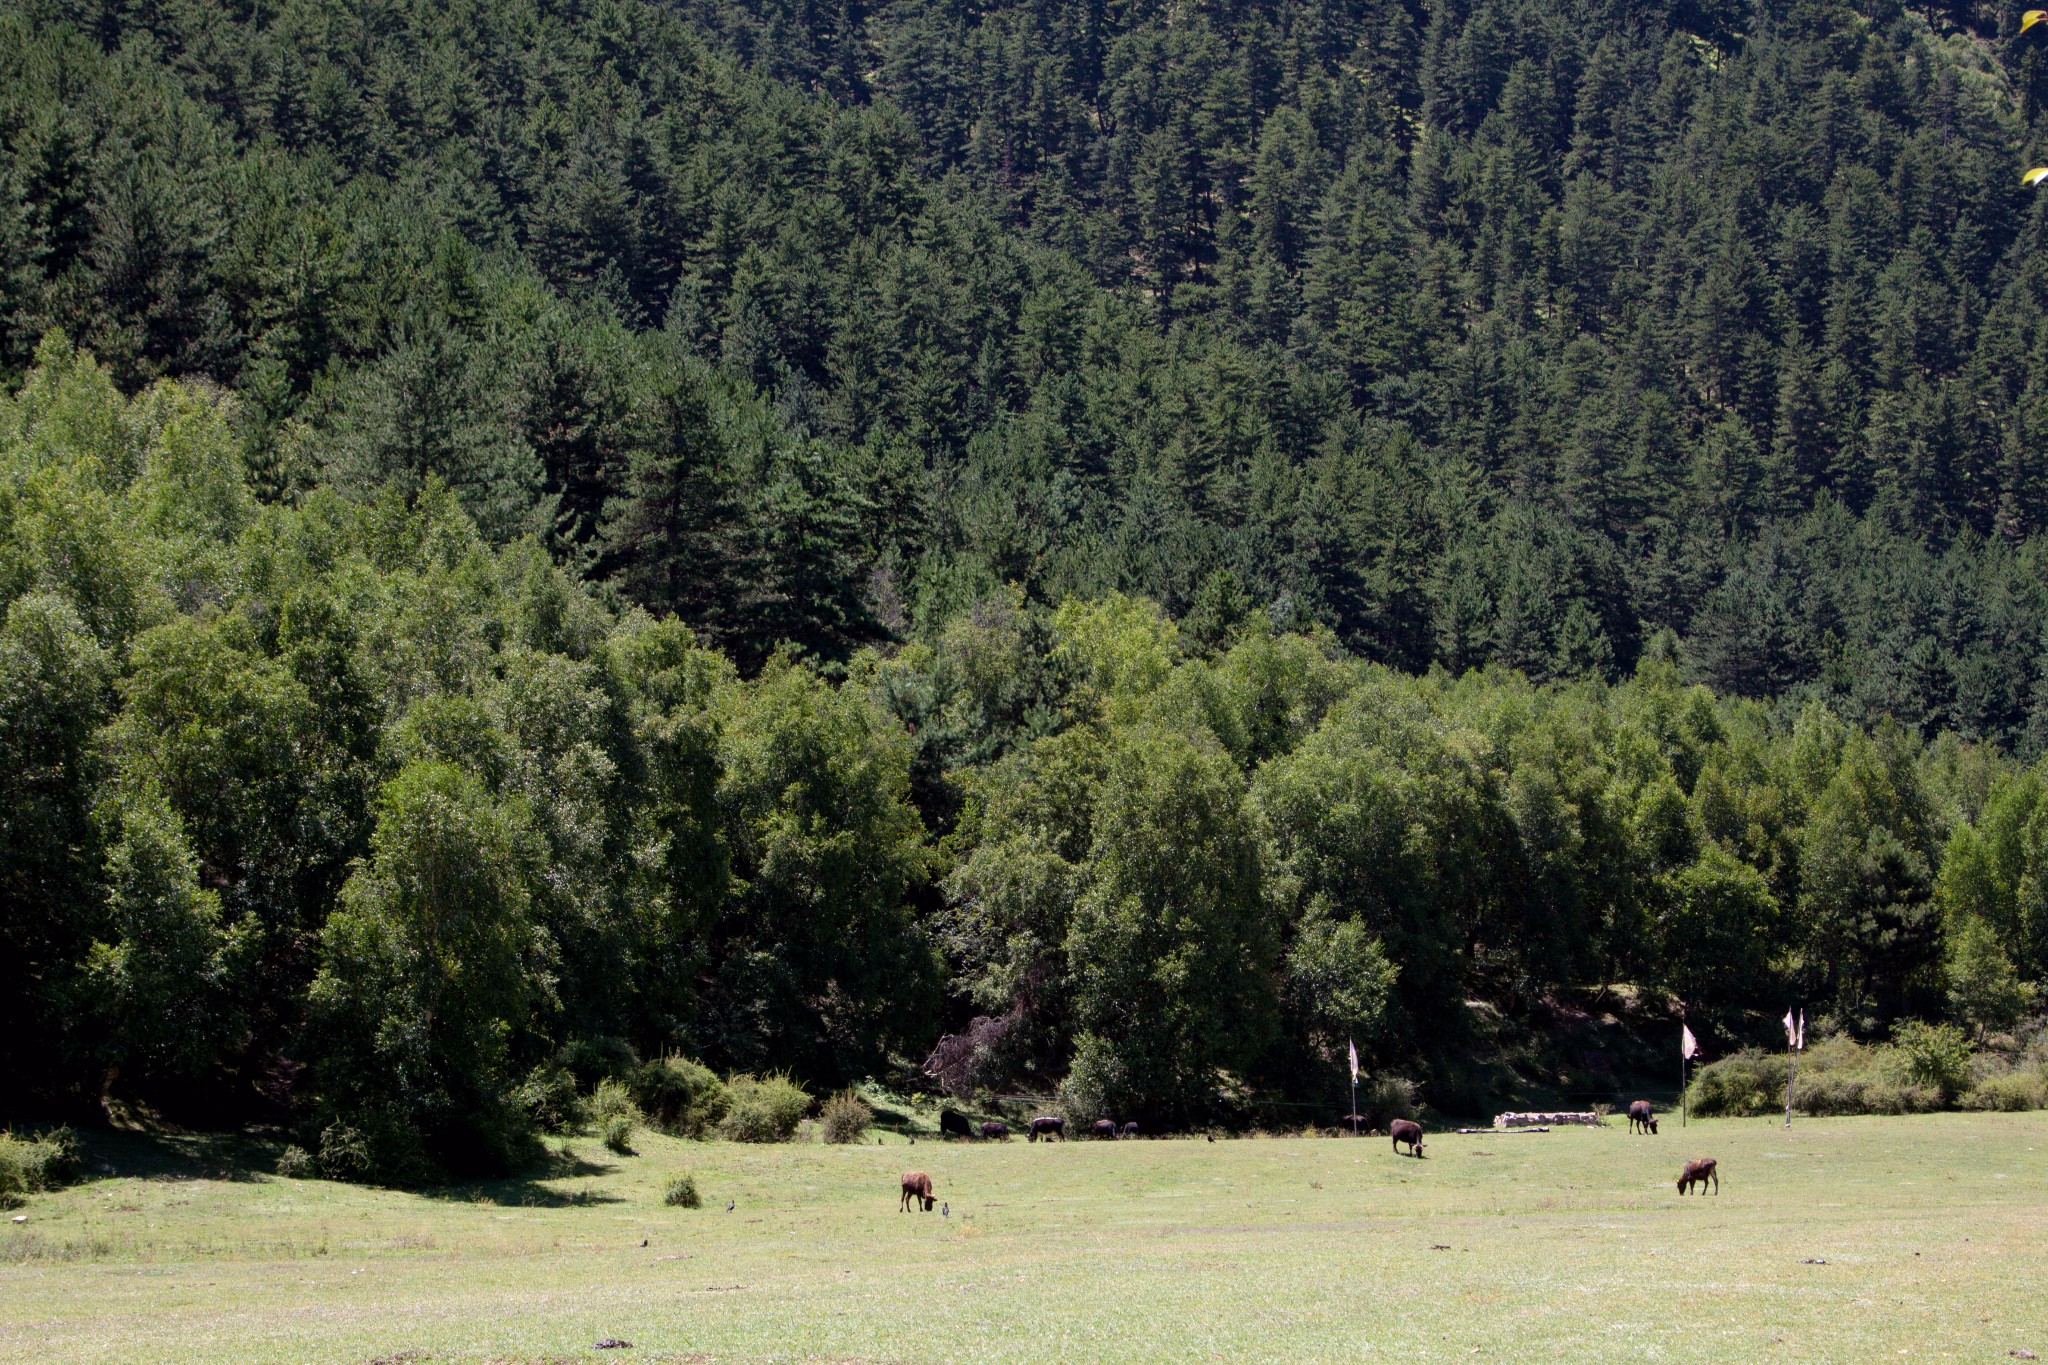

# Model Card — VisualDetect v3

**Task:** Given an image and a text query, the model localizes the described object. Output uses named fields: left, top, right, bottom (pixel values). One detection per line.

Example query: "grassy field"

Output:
left=2, top=1111, right=2044, bottom=1364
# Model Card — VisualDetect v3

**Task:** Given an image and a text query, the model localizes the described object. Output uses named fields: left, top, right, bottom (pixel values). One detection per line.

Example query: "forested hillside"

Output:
left=8, top=0, right=2048, bottom=1172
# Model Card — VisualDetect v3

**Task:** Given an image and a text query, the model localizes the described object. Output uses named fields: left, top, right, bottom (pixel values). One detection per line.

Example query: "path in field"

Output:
left=2, top=1112, right=2044, bottom=1363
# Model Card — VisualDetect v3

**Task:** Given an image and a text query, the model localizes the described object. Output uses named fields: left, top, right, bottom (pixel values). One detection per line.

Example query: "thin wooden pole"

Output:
left=1680, top=1013, right=1688, bottom=1128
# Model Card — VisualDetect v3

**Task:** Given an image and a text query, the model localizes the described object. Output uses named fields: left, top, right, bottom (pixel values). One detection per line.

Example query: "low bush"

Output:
left=0, top=1129, right=82, bottom=1204
left=1962, top=1069, right=2047, bottom=1111
left=602, top=1114, right=636, bottom=1154
left=1358, top=1076, right=1420, bottom=1130
left=275, top=1145, right=317, bottom=1179
left=1790, top=1071, right=1939, bottom=1116
left=663, top=1173, right=701, bottom=1208
left=317, top=1123, right=376, bottom=1182
left=1892, top=1021, right=1973, bottom=1101
left=1684, top=1049, right=1791, bottom=1117
left=717, top=1073, right=811, bottom=1142
left=1689, top=1029, right=2038, bottom=1116
left=589, top=1078, right=638, bottom=1126
left=629, top=1056, right=729, bottom=1137
left=818, top=1090, right=873, bottom=1144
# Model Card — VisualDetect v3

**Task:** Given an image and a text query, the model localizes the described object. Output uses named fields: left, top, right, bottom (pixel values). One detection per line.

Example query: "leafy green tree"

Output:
left=1064, top=726, right=1275, bottom=1120
left=307, top=761, right=542, bottom=1181
left=1944, top=914, right=2035, bottom=1039
left=81, top=787, right=253, bottom=1096
left=0, top=593, right=110, bottom=1106
left=706, top=654, right=937, bottom=1082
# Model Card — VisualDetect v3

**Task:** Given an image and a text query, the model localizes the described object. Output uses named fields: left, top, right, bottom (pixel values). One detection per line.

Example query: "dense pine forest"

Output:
left=8, top=0, right=2048, bottom=1176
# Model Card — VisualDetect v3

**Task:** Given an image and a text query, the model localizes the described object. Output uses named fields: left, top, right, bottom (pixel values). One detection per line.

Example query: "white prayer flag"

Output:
left=1681, top=1025, right=1699, bottom=1060
left=1796, top=1010, right=1805, bottom=1050
left=1784, top=1008, right=1797, bottom=1048
left=1348, top=1038, right=1359, bottom=1083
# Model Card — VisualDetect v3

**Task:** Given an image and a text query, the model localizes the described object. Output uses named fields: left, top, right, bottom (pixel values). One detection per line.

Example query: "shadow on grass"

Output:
left=75, top=1129, right=625, bottom=1206
left=416, top=1145, right=627, bottom=1207
left=80, top=1127, right=283, bottom=1183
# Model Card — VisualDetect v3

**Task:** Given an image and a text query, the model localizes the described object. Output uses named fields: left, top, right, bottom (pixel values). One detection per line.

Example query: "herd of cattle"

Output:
left=902, top=1099, right=1719, bottom=1214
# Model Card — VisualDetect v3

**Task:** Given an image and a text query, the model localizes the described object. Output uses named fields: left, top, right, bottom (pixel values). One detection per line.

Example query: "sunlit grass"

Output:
left=2, top=1111, right=2043, bottom=1362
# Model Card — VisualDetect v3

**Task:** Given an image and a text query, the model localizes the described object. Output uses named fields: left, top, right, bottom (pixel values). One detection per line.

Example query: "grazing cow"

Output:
left=1390, top=1117, right=1425, bottom=1158
left=1028, top=1116, right=1065, bottom=1142
left=900, top=1171, right=936, bottom=1212
left=940, top=1109, right=974, bottom=1141
left=1676, top=1157, right=1717, bottom=1195
left=1092, top=1119, right=1118, bottom=1139
left=1627, top=1101, right=1658, bottom=1135
left=980, top=1121, right=1010, bottom=1140
left=1120, top=1122, right=1139, bottom=1138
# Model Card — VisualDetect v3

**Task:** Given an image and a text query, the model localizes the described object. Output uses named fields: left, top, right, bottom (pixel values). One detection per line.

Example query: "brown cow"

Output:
left=1120, top=1122, right=1139, bottom=1138
left=900, top=1171, right=936, bottom=1212
left=1676, top=1157, right=1718, bottom=1195
left=980, top=1121, right=1010, bottom=1140
left=1627, top=1100, right=1658, bottom=1135
left=1390, top=1117, right=1425, bottom=1158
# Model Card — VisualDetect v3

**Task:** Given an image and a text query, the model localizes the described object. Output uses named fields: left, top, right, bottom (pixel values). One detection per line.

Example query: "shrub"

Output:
left=818, top=1090, right=873, bottom=1144
left=663, top=1173, right=701, bottom=1208
left=1358, top=1076, right=1420, bottom=1130
left=717, top=1073, right=811, bottom=1142
left=1685, top=1049, right=1789, bottom=1117
left=275, top=1145, right=317, bottom=1179
left=1790, top=1071, right=1939, bottom=1116
left=558, top=1035, right=637, bottom=1085
left=602, top=1114, right=636, bottom=1154
left=513, top=1063, right=583, bottom=1133
left=629, top=1056, right=729, bottom=1137
left=1962, top=1070, right=2047, bottom=1112
left=317, top=1123, right=376, bottom=1182
left=589, top=1077, right=638, bottom=1127
left=1892, top=1021, right=1973, bottom=1101
left=0, top=1129, right=83, bottom=1203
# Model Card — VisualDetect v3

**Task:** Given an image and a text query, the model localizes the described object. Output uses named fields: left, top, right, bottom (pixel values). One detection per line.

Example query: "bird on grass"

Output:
left=725, top=1200, right=735, bottom=1212
left=942, top=1202, right=949, bottom=1217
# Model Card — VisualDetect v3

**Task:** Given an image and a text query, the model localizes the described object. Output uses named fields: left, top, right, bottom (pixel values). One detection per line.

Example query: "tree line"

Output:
left=7, top=0, right=2048, bottom=741
left=6, top=341, right=2046, bottom=1178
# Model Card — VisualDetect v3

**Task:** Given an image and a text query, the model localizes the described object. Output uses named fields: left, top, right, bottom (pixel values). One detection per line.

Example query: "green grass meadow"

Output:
left=2, top=1112, right=2044, bottom=1364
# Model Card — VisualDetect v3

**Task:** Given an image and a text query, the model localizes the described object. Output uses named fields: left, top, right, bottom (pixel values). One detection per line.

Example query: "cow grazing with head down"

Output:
left=1627, top=1101, right=1658, bottom=1135
left=1028, top=1116, right=1065, bottom=1142
left=1390, top=1118, right=1425, bottom=1158
left=1120, top=1121, right=1139, bottom=1138
left=940, top=1109, right=974, bottom=1140
left=900, top=1171, right=936, bottom=1212
left=1676, top=1157, right=1717, bottom=1195
left=980, top=1121, right=1010, bottom=1140
left=1092, top=1119, right=1118, bottom=1139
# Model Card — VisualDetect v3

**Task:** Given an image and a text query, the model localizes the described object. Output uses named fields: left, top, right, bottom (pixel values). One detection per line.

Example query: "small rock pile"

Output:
left=1493, top=1111, right=1603, bottom=1128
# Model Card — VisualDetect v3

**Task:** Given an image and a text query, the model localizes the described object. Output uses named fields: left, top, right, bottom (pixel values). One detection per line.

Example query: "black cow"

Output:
left=1627, top=1101, right=1658, bottom=1135
left=1092, top=1119, right=1118, bottom=1139
left=940, top=1109, right=974, bottom=1140
left=1120, top=1122, right=1139, bottom=1138
left=1028, top=1116, right=1065, bottom=1142
left=1390, top=1117, right=1425, bottom=1158
left=980, top=1121, right=1010, bottom=1140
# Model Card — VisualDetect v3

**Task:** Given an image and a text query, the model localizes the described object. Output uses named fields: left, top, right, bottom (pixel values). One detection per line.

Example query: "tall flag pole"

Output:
left=1681, top=1020, right=1698, bottom=1127
left=1347, top=1039, right=1360, bottom=1137
left=1782, top=1007, right=1803, bottom=1128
